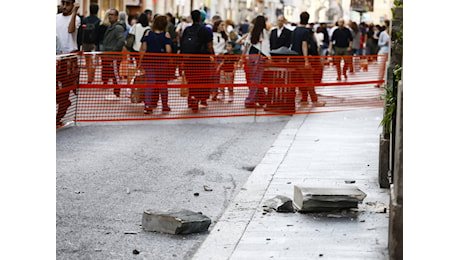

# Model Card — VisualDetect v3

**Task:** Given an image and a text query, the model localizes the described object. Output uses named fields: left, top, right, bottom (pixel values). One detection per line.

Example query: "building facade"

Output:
left=58, top=0, right=392, bottom=26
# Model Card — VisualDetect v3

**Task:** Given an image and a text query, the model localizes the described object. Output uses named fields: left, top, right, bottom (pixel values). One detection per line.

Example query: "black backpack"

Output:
left=180, top=24, right=205, bottom=54
left=82, top=22, right=98, bottom=44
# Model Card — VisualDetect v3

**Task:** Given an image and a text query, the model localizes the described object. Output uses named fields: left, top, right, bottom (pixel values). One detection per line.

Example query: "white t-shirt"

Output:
left=315, top=32, right=324, bottom=47
left=130, top=23, right=151, bottom=52
left=213, top=32, right=227, bottom=55
left=56, top=13, right=81, bottom=53
left=244, top=29, right=271, bottom=57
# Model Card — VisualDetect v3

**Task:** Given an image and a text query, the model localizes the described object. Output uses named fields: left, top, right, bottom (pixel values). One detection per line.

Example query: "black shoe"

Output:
left=162, top=106, right=171, bottom=112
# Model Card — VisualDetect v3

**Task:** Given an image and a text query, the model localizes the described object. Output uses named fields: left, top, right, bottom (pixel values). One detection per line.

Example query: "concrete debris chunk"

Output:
left=142, top=209, right=211, bottom=235
left=293, top=185, right=367, bottom=213
left=262, top=195, right=295, bottom=213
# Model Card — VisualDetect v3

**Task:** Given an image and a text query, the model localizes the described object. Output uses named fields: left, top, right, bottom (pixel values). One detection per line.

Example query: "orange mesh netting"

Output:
left=56, top=52, right=387, bottom=127
left=56, top=53, right=79, bottom=127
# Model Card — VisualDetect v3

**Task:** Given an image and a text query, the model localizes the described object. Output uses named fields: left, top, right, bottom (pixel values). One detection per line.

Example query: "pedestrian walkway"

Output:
left=192, top=108, right=389, bottom=260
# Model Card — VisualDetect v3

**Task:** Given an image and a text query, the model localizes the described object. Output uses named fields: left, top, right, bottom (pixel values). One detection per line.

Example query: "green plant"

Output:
left=380, top=65, right=401, bottom=133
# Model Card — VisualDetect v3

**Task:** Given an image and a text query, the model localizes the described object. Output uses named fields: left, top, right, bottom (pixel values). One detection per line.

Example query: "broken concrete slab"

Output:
left=293, top=185, right=367, bottom=212
left=142, top=209, right=211, bottom=235
left=262, top=195, right=295, bottom=213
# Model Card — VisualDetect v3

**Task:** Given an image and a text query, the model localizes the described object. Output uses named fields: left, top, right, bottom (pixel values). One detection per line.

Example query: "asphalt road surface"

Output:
left=56, top=116, right=290, bottom=260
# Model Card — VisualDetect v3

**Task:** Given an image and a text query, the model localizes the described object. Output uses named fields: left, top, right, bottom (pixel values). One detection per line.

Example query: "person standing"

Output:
left=56, top=0, right=80, bottom=127
left=328, top=18, right=353, bottom=81
left=102, top=8, right=126, bottom=100
left=180, top=9, right=214, bottom=112
left=238, top=19, right=250, bottom=35
left=80, top=4, right=100, bottom=84
left=378, top=20, right=390, bottom=55
left=290, top=11, right=324, bottom=106
left=139, top=15, right=173, bottom=113
left=166, top=13, right=179, bottom=53
left=349, top=21, right=362, bottom=73
left=211, top=19, right=228, bottom=101
left=216, top=41, right=238, bottom=103
left=56, top=0, right=80, bottom=54
left=119, top=11, right=131, bottom=39
left=241, top=15, right=271, bottom=108
left=144, top=9, right=153, bottom=26
left=129, top=13, right=150, bottom=53
left=97, top=9, right=110, bottom=51
left=319, top=23, right=330, bottom=56
left=269, top=15, right=292, bottom=51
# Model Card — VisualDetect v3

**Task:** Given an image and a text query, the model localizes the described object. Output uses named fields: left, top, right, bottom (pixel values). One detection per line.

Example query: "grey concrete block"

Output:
left=142, top=209, right=211, bottom=235
left=262, top=195, right=295, bottom=213
left=293, top=185, right=367, bottom=212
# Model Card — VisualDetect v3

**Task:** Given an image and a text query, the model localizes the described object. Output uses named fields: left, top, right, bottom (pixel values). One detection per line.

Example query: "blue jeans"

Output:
left=144, top=63, right=169, bottom=108
left=245, top=52, right=265, bottom=105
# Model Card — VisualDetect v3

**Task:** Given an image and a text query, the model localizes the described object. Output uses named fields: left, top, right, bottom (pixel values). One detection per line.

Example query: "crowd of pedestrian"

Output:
left=56, top=2, right=390, bottom=119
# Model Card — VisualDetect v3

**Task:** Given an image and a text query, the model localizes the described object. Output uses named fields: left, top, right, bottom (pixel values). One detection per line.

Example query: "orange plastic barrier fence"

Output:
left=57, top=52, right=387, bottom=127
left=56, top=53, right=79, bottom=127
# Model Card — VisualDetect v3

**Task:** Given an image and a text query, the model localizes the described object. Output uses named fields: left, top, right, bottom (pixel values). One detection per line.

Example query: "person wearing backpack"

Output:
left=180, top=10, right=214, bottom=112
left=80, top=4, right=100, bottom=84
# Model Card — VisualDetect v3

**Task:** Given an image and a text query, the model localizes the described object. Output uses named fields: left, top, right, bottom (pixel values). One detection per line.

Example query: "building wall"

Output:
left=58, top=0, right=392, bottom=25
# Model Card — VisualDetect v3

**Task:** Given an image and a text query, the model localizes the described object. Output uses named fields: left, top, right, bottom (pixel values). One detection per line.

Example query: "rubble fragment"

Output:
left=142, top=209, right=211, bottom=235
left=293, top=185, right=367, bottom=212
left=262, top=195, right=295, bottom=213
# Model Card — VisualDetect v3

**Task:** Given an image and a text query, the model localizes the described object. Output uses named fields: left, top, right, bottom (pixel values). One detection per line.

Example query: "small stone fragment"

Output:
left=194, top=192, right=200, bottom=196
left=262, top=195, right=295, bottom=213
left=326, top=214, right=342, bottom=218
left=133, top=249, right=140, bottom=255
left=344, top=180, right=356, bottom=184
left=203, top=185, right=213, bottom=191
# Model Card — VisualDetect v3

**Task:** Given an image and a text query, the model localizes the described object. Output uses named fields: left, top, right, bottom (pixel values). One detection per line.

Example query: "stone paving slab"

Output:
left=192, top=109, right=389, bottom=260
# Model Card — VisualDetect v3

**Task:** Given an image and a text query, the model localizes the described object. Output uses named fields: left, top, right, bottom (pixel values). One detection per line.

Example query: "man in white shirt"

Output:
left=56, top=0, right=81, bottom=53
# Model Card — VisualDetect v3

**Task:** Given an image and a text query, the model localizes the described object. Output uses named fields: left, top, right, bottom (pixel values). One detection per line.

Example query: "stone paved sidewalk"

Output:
left=192, top=108, right=389, bottom=260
